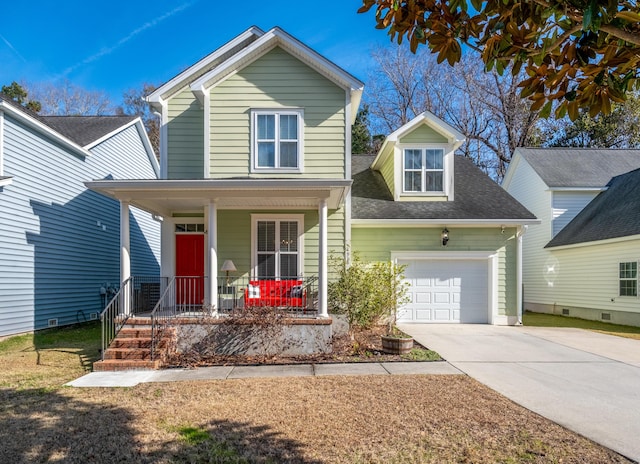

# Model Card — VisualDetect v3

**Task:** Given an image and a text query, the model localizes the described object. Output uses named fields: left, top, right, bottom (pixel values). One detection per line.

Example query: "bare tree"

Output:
left=365, top=47, right=541, bottom=179
left=117, top=83, right=160, bottom=157
left=28, top=80, right=113, bottom=116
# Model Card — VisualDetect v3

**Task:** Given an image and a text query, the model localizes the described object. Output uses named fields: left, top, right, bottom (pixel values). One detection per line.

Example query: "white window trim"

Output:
left=619, top=261, right=639, bottom=298
left=402, top=147, right=445, bottom=194
left=250, top=214, right=304, bottom=279
left=395, top=143, right=451, bottom=198
left=251, top=109, right=304, bottom=173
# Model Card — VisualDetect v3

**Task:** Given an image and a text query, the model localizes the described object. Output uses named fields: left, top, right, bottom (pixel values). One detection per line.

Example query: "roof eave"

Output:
left=0, top=101, right=91, bottom=158
left=188, top=28, right=364, bottom=106
left=146, top=26, right=265, bottom=106
left=351, top=218, right=541, bottom=227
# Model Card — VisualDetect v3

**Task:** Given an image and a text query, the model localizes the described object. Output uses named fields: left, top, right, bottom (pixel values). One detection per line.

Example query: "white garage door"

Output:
left=398, top=259, right=489, bottom=323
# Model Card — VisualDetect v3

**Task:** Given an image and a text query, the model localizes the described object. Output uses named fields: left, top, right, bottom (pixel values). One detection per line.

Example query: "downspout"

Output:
left=516, top=225, right=528, bottom=325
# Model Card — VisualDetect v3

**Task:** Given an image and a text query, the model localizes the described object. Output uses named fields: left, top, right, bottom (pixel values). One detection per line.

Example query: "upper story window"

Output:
left=252, top=109, right=303, bottom=172
left=403, top=148, right=444, bottom=193
left=619, top=261, right=638, bottom=297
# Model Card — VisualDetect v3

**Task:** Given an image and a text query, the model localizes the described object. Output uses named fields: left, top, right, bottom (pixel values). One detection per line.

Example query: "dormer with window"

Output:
left=371, top=112, right=465, bottom=201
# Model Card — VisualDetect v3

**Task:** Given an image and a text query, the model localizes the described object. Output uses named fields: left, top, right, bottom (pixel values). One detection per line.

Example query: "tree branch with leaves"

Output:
left=359, top=0, right=640, bottom=119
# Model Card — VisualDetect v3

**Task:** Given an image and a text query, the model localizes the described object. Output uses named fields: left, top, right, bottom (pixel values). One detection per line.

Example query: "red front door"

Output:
left=175, top=234, right=204, bottom=307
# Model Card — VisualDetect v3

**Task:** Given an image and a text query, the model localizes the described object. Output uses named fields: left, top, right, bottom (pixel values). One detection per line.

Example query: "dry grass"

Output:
left=0, top=322, right=632, bottom=463
left=524, top=311, right=640, bottom=340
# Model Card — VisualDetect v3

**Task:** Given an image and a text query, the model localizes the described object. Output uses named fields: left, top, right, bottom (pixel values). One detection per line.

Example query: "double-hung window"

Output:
left=619, top=261, right=638, bottom=297
left=253, top=216, right=302, bottom=279
left=252, top=110, right=302, bottom=171
left=403, top=148, right=444, bottom=193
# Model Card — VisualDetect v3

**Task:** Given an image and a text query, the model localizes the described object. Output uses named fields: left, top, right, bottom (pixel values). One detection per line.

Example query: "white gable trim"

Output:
left=0, top=100, right=91, bottom=158
left=546, top=233, right=640, bottom=250
left=84, top=117, right=160, bottom=179
left=501, top=149, right=522, bottom=190
left=188, top=27, right=364, bottom=122
left=147, top=26, right=265, bottom=107
left=372, top=111, right=465, bottom=169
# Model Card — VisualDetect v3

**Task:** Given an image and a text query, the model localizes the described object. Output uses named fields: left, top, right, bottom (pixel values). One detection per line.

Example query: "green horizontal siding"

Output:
left=399, top=124, right=447, bottom=144
left=351, top=227, right=517, bottom=317
left=210, top=47, right=346, bottom=178
left=379, top=149, right=395, bottom=194
left=216, top=208, right=345, bottom=279
left=167, top=88, right=203, bottom=179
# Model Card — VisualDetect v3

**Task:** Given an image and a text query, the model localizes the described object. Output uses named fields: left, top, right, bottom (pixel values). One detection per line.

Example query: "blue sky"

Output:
left=0, top=1, right=392, bottom=106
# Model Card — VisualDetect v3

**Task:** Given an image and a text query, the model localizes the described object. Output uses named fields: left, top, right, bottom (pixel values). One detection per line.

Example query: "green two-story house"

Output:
left=88, top=26, right=537, bottom=329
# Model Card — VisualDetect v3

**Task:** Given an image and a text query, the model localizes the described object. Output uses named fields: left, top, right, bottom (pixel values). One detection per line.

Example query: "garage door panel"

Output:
left=399, top=258, right=489, bottom=324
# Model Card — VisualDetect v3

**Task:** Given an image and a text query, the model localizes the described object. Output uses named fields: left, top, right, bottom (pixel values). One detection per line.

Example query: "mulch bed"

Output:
left=165, top=325, right=433, bottom=368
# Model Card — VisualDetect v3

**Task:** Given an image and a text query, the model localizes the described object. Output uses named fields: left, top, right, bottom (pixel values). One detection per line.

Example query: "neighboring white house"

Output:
left=503, top=148, right=640, bottom=326
left=0, top=94, right=161, bottom=337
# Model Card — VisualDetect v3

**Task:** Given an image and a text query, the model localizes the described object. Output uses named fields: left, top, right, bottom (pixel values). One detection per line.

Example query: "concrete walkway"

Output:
left=66, top=360, right=462, bottom=388
left=398, top=324, right=640, bottom=462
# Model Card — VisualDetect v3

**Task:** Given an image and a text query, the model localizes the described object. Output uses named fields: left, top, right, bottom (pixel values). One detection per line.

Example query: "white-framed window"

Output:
left=403, top=148, right=444, bottom=193
left=619, top=261, right=638, bottom=297
left=251, top=215, right=303, bottom=279
left=251, top=109, right=303, bottom=172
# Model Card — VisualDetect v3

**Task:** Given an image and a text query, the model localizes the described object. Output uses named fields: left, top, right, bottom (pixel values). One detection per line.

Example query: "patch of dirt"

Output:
left=166, top=325, right=430, bottom=368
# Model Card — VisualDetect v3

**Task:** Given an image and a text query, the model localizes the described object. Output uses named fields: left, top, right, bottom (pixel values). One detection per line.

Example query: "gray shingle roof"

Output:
left=517, top=148, right=640, bottom=188
left=352, top=155, right=536, bottom=221
left=39, top=116, right=136, bottom=147
left=546, top=168, right=640, bottom=247
left=1, top=93, right=136, bottom=147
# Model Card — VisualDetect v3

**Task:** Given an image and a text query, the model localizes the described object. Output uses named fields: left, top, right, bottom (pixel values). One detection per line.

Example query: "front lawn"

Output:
left=523, top=311, right=640, bottom=340
left=0, top=321, right=631, bottom=463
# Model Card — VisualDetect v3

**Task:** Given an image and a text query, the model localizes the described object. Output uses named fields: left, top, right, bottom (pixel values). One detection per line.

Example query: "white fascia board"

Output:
left=371, top=111, right=465, bottom=169
left=351, top=218, right=541, bottom=227
left=547, top=186, right=607, bottom=192
left=84, top=117, right=139, bottom=149
left=501, top=150, right=521, bottom=189
left=0, top=101, right=91, bottom=158
left=189, top=27, right=364, bottom=115
left=85, top=178, right=352, bottom=190
left=84, top=118, right=160, bottom=179
left=546, top=233, right=640, bottom=250
left=135, top=118, right=160, bottom=178
left=146, top=26, right=265, bottom=107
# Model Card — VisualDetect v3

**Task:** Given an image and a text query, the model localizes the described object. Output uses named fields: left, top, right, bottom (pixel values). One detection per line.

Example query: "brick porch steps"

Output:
left=93, top=318, right=176, bottom=372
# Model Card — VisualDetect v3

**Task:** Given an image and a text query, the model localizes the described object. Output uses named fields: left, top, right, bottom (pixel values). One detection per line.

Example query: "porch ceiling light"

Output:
left=221, top=260, right=237, bottom=285
left=441, top=228, right=449, bottom=247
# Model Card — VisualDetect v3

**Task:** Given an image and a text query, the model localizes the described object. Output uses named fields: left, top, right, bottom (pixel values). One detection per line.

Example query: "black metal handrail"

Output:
left=100, top=276, right=167, bottom=360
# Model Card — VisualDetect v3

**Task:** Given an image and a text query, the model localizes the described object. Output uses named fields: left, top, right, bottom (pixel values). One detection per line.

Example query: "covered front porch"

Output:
left=86, top=178, right=350, bottom=363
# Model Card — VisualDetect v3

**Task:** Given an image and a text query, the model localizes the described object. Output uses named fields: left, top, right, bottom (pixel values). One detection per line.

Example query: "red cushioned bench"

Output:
left=244, top=279, right=306, bottom=308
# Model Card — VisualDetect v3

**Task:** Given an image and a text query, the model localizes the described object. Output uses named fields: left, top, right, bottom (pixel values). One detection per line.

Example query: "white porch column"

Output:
left=120, top=201, right=131, bottom=315
left=516, top=225, right=527, bottom=325
left=207, top=200, right=218, bottom=310
left=318, top=198, right=328, bottom=318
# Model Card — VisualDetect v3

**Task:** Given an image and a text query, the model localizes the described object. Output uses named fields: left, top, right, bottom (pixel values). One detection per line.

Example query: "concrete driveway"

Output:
left=399, top=324, right=640, bottom=462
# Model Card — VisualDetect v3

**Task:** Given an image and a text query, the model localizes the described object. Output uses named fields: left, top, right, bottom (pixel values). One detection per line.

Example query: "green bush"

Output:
left=328, top=253, right=409, bottom=329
